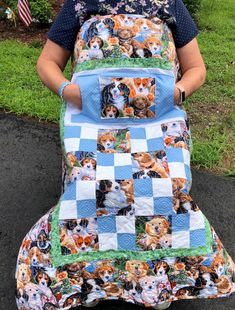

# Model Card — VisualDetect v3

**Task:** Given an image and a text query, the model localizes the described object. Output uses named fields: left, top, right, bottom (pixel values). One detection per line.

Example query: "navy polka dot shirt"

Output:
left=47, top=0, right=199, bottom=52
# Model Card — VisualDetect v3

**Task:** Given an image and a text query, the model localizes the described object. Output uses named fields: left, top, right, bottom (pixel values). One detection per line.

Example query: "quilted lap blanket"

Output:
left=15, top=14, right=235, bottom=310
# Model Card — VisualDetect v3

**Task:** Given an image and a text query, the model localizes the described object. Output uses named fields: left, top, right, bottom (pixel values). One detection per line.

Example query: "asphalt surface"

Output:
left=0, top=112, right=234, bottom=310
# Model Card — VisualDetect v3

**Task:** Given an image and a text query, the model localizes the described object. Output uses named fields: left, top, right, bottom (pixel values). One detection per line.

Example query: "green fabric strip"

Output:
left=74, top=57, right=172, bottom=73
left=51, top=201, right=213, bottom=268
left=54, top=74, right=213, bottom=268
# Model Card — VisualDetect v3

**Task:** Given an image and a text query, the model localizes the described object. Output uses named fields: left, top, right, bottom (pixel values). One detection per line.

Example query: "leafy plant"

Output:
left=29, top=0, right=52, bottom=24
left=4, top=0, right=53, bottom=23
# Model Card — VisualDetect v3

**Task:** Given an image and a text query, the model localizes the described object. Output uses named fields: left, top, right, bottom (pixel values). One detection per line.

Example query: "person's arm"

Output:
left=173, top=37, right=207, bottom=105
left=36, top=39, right=82, bottom=108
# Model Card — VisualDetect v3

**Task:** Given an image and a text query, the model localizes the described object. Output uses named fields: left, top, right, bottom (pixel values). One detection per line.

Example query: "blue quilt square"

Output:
left=117, top=233, right=136, bottom=250
left=64, top=126, right=81, bottom=138
left=97, top=216, right=117, bottom=233
left=97, top=153, right=114, bottom=166
left=76, top=199, right=96, bottom=217
left=190, top=229, right=206, bottom=247
left=62, top=182, right=76, bottom=200
left=185, top=164, right=192, bottom=185
left=79, top=139, right=97, bottom=152
left=166, top=148, right=184, bottom=163
left=147, top=137, right=165, bottom=152
left=134, top=179, right=153, bottom=197
left=115, top=165, right=132, bottom=180
left=130, top=127, right=146, bottom=139
left=154, top=197, right=173, bottom=215
left=71, top=114, right=83, bottom=123
left=172, top=213, right=190, bottom=232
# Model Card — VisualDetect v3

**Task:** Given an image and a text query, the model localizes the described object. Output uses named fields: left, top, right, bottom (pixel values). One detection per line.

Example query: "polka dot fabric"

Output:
left=47, top=0, right=199, bottom=52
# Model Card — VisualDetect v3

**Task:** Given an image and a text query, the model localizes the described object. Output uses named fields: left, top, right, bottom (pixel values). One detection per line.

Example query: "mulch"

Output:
left=0, top=0, right=64, bottom=45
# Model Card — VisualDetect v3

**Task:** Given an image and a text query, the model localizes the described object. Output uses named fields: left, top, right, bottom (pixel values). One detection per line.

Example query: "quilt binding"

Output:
left=51, top=61, right=211, bottom=268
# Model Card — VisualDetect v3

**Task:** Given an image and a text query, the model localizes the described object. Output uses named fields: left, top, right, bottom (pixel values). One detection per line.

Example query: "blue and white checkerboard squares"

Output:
left=96, top=153, right=132, bottom=180
left=166, top=147, right=191, bottom=180
left=59, top=180, right=96, bottom=219
left=130, top=125, right=164, bottom=153
left=64, top=125, right=98, bottom=153
left=97, top=216, right=136, bottom=250
left=133, top=178, right=173, bottom=215
left=172, top=210, right=207, bottom=248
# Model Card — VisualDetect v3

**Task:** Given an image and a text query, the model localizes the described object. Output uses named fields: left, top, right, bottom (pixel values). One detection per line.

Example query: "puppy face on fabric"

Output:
left=97, top=128, right=131, bottom=153
left=100, top=77, right=156, bottom=119
left=96, top=179, right=134, bottom=216
left=59, top=218, right=98, bottom=255
left=132, top=150, right=169, bottom=179
left=72, top=13, right=179, bottom=78
left=136, top=215, right=172, bottom=250
left=161, top=120, right=190, bottom=151
left=66, top=151, right=97, bottom=182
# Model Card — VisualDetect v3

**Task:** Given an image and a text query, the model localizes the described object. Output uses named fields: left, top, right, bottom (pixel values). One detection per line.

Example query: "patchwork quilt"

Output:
left=15, top=14, right=235, bottom=310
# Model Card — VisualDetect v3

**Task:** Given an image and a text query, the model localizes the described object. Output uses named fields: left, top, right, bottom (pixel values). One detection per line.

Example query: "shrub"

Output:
left=29, top=0, right=53, bottom=24
left=3, top=0, right=52, bottom=24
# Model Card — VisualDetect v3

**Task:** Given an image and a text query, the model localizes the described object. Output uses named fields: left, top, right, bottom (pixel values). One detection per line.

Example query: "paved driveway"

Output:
left=0, top=113, right=234, bottom=309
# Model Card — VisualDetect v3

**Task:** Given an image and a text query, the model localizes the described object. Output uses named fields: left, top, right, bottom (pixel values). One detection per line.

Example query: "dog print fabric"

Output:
left=15, top=13, right=235, bottom=310
left=47, top=0, right=200, bottom=52
left=72, top=14, right=180, bottom=80
left=100, top=77, right=156, bottom=119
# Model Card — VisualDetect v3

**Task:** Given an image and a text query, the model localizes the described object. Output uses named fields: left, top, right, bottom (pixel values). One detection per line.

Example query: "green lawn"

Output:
left=186, top=0, right=235, bottom=175
left=0, top=0, right=234, bottom=175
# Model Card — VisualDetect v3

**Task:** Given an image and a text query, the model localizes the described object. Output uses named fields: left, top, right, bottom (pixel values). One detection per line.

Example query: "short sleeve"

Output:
left=172, top=0, right=199, bottom=48
left=47, top=0, right=80, bottom=52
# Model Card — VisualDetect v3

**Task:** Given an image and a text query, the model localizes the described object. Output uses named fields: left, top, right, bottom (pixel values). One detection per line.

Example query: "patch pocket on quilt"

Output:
left=99, top=76, right=156, bottom=119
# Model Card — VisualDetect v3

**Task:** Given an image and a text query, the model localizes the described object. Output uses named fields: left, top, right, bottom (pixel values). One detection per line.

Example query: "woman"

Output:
left=15, top=1, right=235, bottom=310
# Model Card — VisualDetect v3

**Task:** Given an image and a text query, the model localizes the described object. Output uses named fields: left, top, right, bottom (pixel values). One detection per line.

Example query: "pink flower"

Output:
left=75, top=3, right=82, bottom=12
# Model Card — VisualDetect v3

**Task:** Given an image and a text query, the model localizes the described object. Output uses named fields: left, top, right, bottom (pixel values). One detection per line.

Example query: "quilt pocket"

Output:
left=99, top=76, right=156, bottom=119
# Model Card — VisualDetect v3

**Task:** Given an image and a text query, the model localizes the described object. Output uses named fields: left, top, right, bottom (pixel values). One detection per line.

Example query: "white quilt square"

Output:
left=131, top=139, right=148, bottom=153
left=96, top=166, right=115, bottom=180
left=134, top=197, right=154, bottom=215
left=182, top=148, right=190, bottom=166
left=114, top=153, right=132, bottom=166
left=59, top=200, right=77, bottom=220
left=116, top=216, right=135, bottom=233
left=76, top=180, right=96, bottom=200
left=80, top=126, right=98, bottom=140
left=172, top=231, right=190, bottom=248
left=168, top=162, right=186, bottom=179
left=64, top=103, right=81, bottom=125
left=152, top=178, right=173, bottom=197
left=99, top=233, right=117, bottom=250
left=145, top=125, right=162, bottom=139
left=189, top=210, right=206, bottom=230
left=64, top=138, right=80, bottom=152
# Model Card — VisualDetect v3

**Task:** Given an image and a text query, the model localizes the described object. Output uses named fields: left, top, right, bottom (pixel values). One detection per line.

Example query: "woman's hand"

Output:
left=63, top=84, right=82, bottom=109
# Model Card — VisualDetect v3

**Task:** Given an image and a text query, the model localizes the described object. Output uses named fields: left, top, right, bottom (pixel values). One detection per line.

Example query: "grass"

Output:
left=0, top=0, right=234, bottom=175
left=0, top=40, right=70, bottom=122
left=185, top=0, right=235, bottom=176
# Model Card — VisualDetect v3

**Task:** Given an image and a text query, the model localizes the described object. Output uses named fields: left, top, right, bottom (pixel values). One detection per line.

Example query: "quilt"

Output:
left=15, top=14, right=235, bottom=310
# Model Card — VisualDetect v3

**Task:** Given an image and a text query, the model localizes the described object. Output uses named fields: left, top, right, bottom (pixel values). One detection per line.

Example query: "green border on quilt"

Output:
left=51, top=201, right=213, bottom=267
left=74, top=57, right=172, bottom=73
left=53, top=89, right=213, bottom=268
